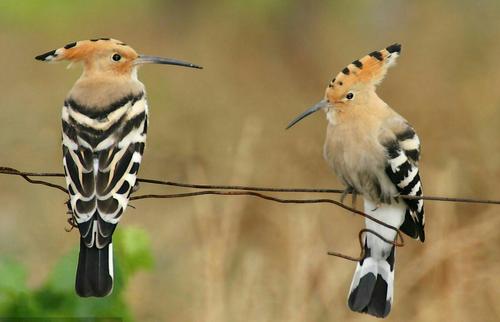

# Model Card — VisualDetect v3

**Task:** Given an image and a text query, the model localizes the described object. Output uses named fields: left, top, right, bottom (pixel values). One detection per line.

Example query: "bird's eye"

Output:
left=346, top=92, right=354, bottom=100
left=112, top=54, right=122, bottom=61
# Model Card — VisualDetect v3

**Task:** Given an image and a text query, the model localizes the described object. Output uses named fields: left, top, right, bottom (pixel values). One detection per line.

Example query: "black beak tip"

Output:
left=285, top=120, right=300, bottom=130
left=35, top=49, right=56, bottom=61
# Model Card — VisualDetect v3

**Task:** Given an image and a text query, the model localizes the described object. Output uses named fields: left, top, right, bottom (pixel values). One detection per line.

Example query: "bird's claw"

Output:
left=64, top=199, right=77, bottom=232
left=340, top=187, right=353, bottom=204
left=65, top=216, right=78, bottom=232
left=340, top=186, right=358, bottom=210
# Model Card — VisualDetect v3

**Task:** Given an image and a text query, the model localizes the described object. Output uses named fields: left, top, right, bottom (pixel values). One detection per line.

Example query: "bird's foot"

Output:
left=340, top=187, right=358, bottom=209
left=64, top=199, right=72, bottom=212
left=392, top=192, right=401, bottom=203
left=132, top=181, right=140, bottom=193
left=64, top=199, right=77, bottom=232
left=127, top=182, right=140, bottom=210
left=340, top=186, right=354, bottom=204
left=65, top=215, right=78, bottom=232
left=351, top=190, right=358, bottom=209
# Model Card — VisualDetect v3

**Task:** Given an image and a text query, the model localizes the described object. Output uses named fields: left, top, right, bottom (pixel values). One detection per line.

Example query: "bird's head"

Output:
left=35, top=38, right=202, bottom=78
left=286, top=43, right=401, bottom=129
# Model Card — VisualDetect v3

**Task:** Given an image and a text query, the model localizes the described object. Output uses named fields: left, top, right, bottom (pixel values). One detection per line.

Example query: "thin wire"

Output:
left=1, top=166, right=499, bottom=263
left=1, top=167, right=499, bottom=205
left=327, top=228, right=405, bottom=262
left=0, top=167, right=67, bottom=193
left=130, top=189, right=403, bottom=240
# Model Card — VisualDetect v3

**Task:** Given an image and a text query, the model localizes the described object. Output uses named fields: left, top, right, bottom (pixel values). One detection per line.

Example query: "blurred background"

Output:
left=0, top=0, right=499, bottom=321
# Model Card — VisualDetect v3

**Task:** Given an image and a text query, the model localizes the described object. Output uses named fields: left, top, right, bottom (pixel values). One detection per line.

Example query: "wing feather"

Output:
left=383, top=124, right=425, bottom=241
left=62, top=94, right=148, bottom=248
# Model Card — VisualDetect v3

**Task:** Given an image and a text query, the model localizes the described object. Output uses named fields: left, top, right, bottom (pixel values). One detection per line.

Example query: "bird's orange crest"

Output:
left=326, top=43, right=401, bottom=101
left=35, top=38, right=140, bottom=76
left=35, top=38, right=138, bottom=62
left=35, top=38, right=202, bottom=76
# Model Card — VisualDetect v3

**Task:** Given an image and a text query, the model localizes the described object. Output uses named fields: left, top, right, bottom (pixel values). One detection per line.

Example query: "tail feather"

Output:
left=348, top=257, right=378, bottom=311
left=348, top=246, right=395, bottom=318
left=75, top=239, right=114, bottom=297
left=367, top=275, right=391, bottom=317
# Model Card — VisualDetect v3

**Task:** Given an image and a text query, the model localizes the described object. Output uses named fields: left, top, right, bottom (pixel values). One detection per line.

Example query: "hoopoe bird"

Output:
left=286, top=44, right=424, bottom=318
left=35, top=38, right=202, bottom=297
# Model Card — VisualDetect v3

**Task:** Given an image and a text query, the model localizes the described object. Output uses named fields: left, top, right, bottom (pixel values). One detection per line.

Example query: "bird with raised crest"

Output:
left=35, top=38, right=202, bottom=297
left=286, top=43, right=424, bottom=318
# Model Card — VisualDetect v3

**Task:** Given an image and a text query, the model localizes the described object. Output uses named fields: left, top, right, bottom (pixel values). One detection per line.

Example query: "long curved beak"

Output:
left=135, top=55, right=203, bottom=69
left=286, top=99, right=328, bottom=129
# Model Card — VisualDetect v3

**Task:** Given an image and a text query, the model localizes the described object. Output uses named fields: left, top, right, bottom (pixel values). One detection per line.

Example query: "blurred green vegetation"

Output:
left=0, top=227, right=153, bottom=321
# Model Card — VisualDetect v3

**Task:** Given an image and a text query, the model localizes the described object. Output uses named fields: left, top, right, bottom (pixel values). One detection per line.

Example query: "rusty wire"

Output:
left=0, top=167, right=67, bottom=193
left=1, top=166, right=498, bottom=262
left=2, top=166, right=499, bottom=205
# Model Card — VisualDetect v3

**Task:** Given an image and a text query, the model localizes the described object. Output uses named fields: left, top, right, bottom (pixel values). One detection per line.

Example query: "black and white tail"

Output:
left=348, top=242, right=395, bottom=318
left=75, top=239, right=114, bottom=297
left=347, top=199, right=405, bottom=318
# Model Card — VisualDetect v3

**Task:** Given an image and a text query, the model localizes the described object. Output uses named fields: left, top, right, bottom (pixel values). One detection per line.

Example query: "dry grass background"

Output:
left=0, top=1, right=499, bottom=321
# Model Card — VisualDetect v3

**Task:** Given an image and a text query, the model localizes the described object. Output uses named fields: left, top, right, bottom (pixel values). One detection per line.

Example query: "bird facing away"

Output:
left=286, top=44, right=424, bottom=318
left=35, top=38, right=202, bottom=297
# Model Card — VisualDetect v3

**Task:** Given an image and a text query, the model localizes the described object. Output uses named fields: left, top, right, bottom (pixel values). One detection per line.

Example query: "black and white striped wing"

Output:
left=384, top=125, right=425, bottom=241
left=62, top=93, right=148, bottom=248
